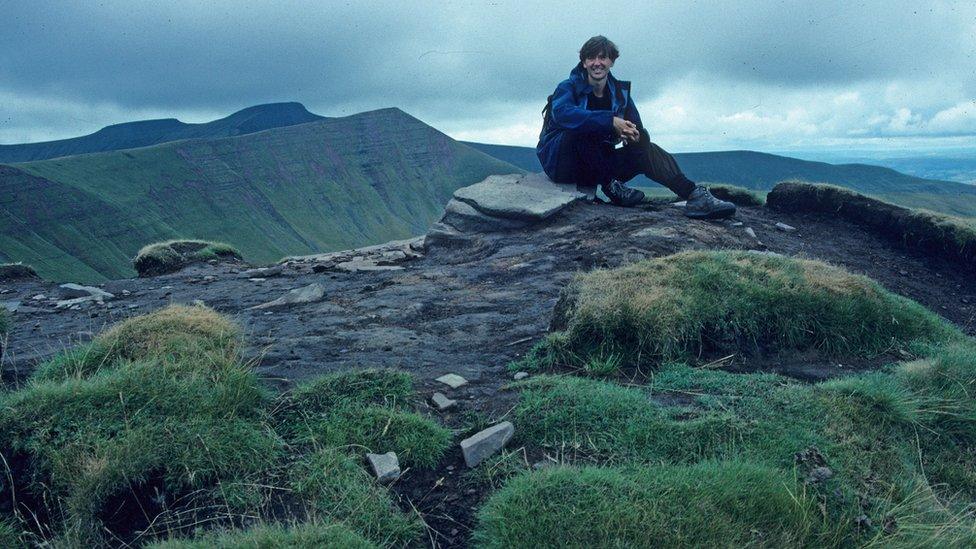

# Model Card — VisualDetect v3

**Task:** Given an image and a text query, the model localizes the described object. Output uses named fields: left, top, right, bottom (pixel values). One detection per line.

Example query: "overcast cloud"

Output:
left=1, top=0, right=974, bottom=154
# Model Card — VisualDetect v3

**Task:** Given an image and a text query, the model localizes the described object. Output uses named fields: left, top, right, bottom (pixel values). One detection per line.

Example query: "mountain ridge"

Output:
left=0, top=102, right=326, bottom=162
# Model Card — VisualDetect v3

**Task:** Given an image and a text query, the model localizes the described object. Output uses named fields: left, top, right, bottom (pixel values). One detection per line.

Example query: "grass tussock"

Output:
left=0, top=308, right=9, bottom=336
left=133, top=239, right=242, bottom=277
left=707, top=184, right=766, bottom=207
left=32, top=304, right=240, bottom=381
left=0, top=263, right=39, bottom=281
left=525, top=250, right=958, bottom=372
left=1, top=307, right=446, bottom=547
left=147, top=521, right=376, bottom=549
left=767, top=181, right=976, bottom=270
left=475, top=462, right=841, bottom=548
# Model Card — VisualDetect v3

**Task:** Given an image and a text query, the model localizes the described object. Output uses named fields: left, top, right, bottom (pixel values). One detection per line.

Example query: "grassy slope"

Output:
left=463, top=141, right=976, bottom=217
left=1, top=109, right=521, bottom=282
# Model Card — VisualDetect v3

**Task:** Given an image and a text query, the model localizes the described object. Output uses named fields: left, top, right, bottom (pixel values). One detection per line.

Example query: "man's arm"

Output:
left=550, top=81, right=614, bottom=135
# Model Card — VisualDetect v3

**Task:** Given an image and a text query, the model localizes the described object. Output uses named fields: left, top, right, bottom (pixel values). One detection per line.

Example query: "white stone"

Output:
left=366, top=452, right=401, bottom=483
left=513, top=372, right=529, bottom=381
left=431, top=392, right=457, bottom=411
left=671, top=201, right=687, bottom=208
left=59, top=283, right=114, bottom=301
left=744, top=227, right=758, bottom=239
left=461, top=422, right=515, bottom=468
left=435, top=373, right=468, bottom=389
left=251, top=283, right=326, bottom=309
left=775, top=222, right=797, bottom=232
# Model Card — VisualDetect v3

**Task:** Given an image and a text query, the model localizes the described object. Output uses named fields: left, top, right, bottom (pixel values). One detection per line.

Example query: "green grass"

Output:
left=147, top=521, right=376, bottom=549
left=475, top=462, right=843, bottom=548
left=1, top=307, right=449, bottom=547
left=133, top=239, right=242, bottom=277
left=0, top=263, right=38, bottom=281
left=274, top=369, right=451, bottom=469
left=521, top=250, right=959, bottom=372
left=289, top=450, right=420, bottom=547
left=708, top=183, right=766, bottom=206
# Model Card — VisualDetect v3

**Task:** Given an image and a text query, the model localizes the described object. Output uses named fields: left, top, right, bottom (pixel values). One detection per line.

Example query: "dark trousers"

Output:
left=549, top=128, right=696, bottom=198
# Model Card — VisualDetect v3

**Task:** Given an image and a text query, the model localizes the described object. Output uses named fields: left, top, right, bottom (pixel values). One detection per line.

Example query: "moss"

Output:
left=529, top=250, right=959, bottom=371
left=147, top=521, right=376, bottom=549
left=133, top=239, right=242, bottom=277
left=0, top=263, right=39, bottom=282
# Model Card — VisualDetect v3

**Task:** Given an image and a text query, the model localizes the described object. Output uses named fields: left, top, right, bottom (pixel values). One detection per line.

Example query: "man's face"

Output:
left=583, top=51, right=614, bottom=82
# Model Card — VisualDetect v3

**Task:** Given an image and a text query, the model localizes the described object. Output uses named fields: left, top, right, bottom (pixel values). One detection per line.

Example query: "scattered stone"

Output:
left=248, top=277, right=267, bottom=282
left=532, top=459, right=555, bottom=470
left=730, top=221, right=744, bottom=227
left=121, top=289, right=131, bottom=296
left=242, top=266, right=283, bottom=278
left=671, top=201, right=687, bottom=208
left=2, top=300, right=20, bottom=313
left=251, top=283, right=326, bottom=310
left=898, top=270, right=908, bottom=276
left=58, top=283, right=114, bottom=301
left=202, top=275, right=217, bottom=282
left=855, top=514, right=872, bottom=531
left=192, top=299, right=206, bottom=307
left=56, top=296, right=102, bottom=309
left=435, top=373, right=468, bottom=389
left=744, top=227, right=758, bottom=239
left=775, top=222, right=797, bottom=232
left=461, top=421, right=515, bottom=468
left=336, top=260, right=404, bottom=272
left=431, top=392, right=457, bottom=411
left=31, top=294, right=46, bottom=301
left=513, top=372, right=529, bottom=381
left=365, top=452, right=401, bottom=483
left=128, top=304, right=139, bottom=309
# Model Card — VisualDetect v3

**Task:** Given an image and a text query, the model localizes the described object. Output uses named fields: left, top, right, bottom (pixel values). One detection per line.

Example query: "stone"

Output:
left=744, top=227, right=758, bottom=239
left=775, top=222, right=797, bottom=232
left=32, top=294, right=46, bottom=300
left=336, top=260, right=404, bottom=272
left=192, top=299, right=206, bottom=307
left=431, top=392, right=457, bottom=411
left=366, top=452, right=401, bottom=483
left=121, top=289, right=131, bottom=296
left=1, top=300, right=20, bottom=313
left=59, top=283, right=114, bottom=301
left=251, top=283, right=326, bottom=309
left=440, top=198, right=530, bottom=233
left=513, top=372, right=529, bottom=380
left=671, top=201, right=687, bottom=208
left=242, top=266, right=283, bottom=277
left=460, top=421, right=515, bottom=468
left=435, top=373, right=468, bottom=389
left=56, top=295, right=101, bottom=309
left=248, top=277, right=267, bottom=282
left=453, top=174, right=584, bottom=221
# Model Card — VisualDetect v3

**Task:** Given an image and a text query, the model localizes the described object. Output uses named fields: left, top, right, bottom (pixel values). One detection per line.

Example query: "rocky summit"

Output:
left=2, top=176, right=976, bottom=547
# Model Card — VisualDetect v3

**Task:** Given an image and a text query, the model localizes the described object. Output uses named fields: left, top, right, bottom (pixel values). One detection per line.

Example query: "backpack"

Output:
left=540, top=93, right=555, bottom=137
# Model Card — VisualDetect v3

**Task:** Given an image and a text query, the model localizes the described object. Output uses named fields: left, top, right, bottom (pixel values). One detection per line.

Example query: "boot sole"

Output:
left=684, top=206, right=736, bottom=219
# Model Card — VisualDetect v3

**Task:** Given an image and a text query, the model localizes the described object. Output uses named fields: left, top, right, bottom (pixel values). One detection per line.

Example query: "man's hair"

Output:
left=579, top=35, right=619, bottom=62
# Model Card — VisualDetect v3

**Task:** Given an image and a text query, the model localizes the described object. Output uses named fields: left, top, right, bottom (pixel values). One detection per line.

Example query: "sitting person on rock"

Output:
left=537, top=35, right=735, bottom=218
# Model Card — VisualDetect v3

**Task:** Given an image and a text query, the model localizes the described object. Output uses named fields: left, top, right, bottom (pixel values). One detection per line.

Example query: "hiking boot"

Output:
left=602, top=180, right=645, bottom=207
left=684, top=185, right=736, bottom=219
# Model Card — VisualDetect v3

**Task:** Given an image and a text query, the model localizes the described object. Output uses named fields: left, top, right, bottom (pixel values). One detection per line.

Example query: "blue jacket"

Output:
left=536, top=63, right=643, bottom=178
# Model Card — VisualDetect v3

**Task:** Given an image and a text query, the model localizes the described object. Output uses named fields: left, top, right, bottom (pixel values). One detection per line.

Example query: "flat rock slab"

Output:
left=59, top=283, right=113, bottom=301
left=336, top=261, right=404, bottom=272
left=776, top=222, right=797, bottom=232
left=435, top=373, right=468, bottom=389
left=461, top=421, right=515, bottom=468
left=366, top=452, right=401, bottom=483
left=251, top=283, right=325, bottom=309
left=453, top=174, right=584, bottom=221
left=431, top=392, right=457, bottom=410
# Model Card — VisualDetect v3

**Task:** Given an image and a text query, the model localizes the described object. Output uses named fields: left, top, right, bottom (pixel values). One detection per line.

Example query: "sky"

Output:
left=2, top=0, right=975, bottom=156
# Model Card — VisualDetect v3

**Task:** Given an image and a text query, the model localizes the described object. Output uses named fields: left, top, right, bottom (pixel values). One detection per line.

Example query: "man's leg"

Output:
left=614, top=129, right=735, bottom=218
left=613, top=129, right=695, bottom=198
left=550, top=131, right=614, bottom=189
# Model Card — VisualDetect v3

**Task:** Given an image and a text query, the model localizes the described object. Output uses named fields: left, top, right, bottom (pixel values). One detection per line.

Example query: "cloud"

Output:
left=1, top=0, right=974, bottom=151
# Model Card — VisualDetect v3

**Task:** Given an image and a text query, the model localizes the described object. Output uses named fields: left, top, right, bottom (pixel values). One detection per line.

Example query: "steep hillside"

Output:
left=0, top=102, right=324, bottom=162
left=1, top=109, right=520, bottom=282
left=463, top=142, right=976, bottom=217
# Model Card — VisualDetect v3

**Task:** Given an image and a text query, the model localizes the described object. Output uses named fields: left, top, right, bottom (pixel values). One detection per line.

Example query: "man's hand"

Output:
left=612, top=117, right=640, bottom=143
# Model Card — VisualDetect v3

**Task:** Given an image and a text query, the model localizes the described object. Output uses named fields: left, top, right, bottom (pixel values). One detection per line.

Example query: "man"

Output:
left=537, top=35, right=735, bottom=219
